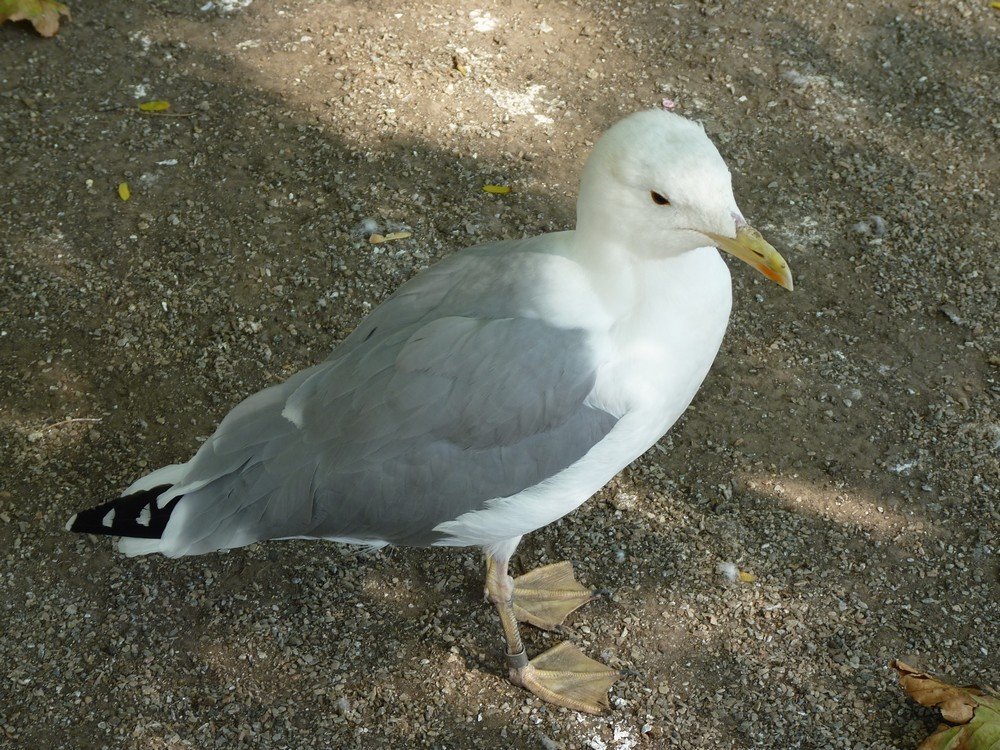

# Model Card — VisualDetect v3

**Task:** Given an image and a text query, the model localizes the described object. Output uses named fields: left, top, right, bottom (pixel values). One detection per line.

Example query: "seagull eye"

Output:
left=650, top=191, right=670, bottom=206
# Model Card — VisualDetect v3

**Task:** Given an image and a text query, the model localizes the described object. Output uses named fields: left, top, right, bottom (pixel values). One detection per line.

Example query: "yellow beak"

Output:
left=703, top=225, right=793, bottom=291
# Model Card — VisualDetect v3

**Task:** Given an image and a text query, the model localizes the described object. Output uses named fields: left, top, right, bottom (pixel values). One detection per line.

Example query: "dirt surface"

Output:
left=1, top=0, right=997, bottom=748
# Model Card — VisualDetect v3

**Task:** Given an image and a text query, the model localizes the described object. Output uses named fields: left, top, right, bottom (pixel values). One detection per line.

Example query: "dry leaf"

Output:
left=483, top=184, right=511, bottom=195
left=0, top=0, right=70, bottom=37
left=917, top=701, right=1000, bottom=750
left=117, top=182, right=130, bottom=201
left=893, top=660, right=1000, bottom=750
left=894, top=660, right=984, bottom=723
left=737, top=570, right=757, bottom=583
left=368, top=231, right=411, bottom=245
left=138, top=100, right=171, bottom=112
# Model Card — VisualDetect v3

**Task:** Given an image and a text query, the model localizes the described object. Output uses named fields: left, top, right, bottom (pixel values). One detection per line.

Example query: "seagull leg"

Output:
left=512, top=560, right=595, bottom=631
left=486, top=555, right=621, bottom=713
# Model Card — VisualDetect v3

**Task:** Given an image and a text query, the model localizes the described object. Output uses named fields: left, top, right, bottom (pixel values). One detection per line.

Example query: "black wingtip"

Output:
left=67, top=485, right=181, bottom=539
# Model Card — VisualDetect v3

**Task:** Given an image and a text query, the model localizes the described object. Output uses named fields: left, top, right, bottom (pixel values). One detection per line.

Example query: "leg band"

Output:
left=506, top=648, right=529, bottom=670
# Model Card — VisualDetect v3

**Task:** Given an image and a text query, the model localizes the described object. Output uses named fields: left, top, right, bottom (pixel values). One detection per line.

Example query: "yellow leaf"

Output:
left=483, top=184, right=511, bottom=195
left=0, top=0, right=70, bottom=37
left=139, top=100, right=171, bottom=112
left=369, top=231, right=412, bottom=245
left=118, top=182, right=131, bottom=201
left=992, top=2, right=1000, bottom=10
left=451, top=54, right=469, bottom=76
left=738, top=570, right=757, bottom=583
left=918, top=703, right=1000, bottom=750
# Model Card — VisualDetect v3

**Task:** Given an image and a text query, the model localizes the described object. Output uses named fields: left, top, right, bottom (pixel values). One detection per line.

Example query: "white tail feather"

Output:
left=116, top=537, right=164, bottom=557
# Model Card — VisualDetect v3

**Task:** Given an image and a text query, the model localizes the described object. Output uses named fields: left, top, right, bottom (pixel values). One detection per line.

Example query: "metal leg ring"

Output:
left=506, top=648, right=529, bottom=670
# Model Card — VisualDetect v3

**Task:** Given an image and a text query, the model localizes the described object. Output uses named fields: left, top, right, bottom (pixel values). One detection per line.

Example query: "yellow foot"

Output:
left=512, top=560, right=595, bottom=630
left=512, top=641, right=622, bottom=713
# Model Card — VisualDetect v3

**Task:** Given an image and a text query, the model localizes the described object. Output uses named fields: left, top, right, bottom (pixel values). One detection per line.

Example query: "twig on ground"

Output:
left=44, top=417, right=103, bottom=431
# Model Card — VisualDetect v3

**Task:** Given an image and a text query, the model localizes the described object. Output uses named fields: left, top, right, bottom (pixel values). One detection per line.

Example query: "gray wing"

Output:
left=159, top=239, right=618, bottom=553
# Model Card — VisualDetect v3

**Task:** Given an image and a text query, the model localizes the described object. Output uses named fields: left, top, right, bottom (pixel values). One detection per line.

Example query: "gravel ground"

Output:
left=1, top=0, right=997, bottom=748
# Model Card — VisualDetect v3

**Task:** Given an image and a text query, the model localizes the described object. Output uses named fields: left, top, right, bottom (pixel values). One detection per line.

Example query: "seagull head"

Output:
left=576, top=109, right=792, bottom=290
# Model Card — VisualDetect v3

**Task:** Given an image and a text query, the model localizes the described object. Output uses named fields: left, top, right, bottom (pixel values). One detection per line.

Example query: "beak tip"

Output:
left=707, top=225, right=794, bottom=292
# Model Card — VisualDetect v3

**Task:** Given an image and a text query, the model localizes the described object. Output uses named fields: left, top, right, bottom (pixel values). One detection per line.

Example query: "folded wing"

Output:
left=128, top=242, right=619, bottom=555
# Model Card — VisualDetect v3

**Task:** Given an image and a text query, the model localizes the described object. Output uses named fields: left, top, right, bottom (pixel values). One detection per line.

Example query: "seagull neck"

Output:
left=570, top=230, right=659, bottom=314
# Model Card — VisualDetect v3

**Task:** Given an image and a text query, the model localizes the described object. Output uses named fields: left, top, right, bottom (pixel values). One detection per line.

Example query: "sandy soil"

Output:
left=1, top=0, right=997, bottom=748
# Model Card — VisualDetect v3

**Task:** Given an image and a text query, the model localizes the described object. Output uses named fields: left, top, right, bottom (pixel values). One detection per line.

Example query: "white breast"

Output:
left=434, top=246, right=733, bottom=548
left=590, top=246, right=732, bottom=426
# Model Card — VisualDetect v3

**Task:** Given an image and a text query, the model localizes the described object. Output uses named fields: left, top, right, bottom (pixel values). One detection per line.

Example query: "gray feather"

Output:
left=162, top=237, right=618, bottom=553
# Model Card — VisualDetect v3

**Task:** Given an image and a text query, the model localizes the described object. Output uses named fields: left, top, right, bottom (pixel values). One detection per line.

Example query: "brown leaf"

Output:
left=917, top=724, right=968, bottom=750
left=0, top=0, right=71, bottom=37
left=893, top=660, right=984, bottom=724
left=895, top=660, right=1000, bottom=750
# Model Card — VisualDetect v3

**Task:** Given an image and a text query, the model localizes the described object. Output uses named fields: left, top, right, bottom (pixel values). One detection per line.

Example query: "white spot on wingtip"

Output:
left=102, top=509, right=116, bottom=528
left=137, top=504, right=151, bottom=526
left=65, top=513, right=78, bottom=532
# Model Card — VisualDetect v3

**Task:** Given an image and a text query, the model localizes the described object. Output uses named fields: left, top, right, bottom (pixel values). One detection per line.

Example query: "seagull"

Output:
left=68, top=108, right=792, bottom=713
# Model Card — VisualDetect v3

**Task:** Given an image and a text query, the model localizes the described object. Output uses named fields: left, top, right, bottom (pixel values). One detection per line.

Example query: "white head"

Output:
left=576, top=109, right=792, bottom=289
